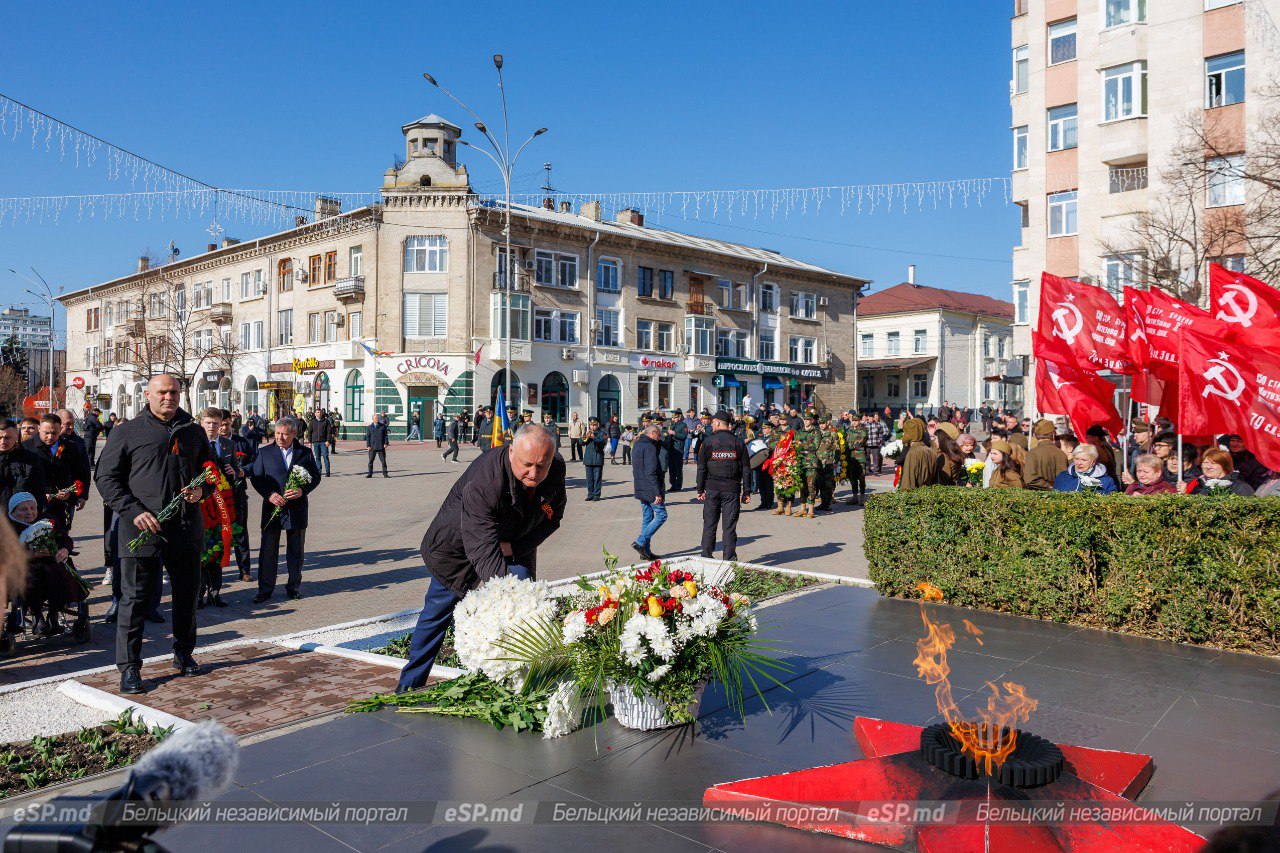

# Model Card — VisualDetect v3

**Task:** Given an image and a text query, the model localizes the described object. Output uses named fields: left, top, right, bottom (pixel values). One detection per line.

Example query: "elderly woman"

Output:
left=1125, top=454, right=1175, bottom=495
left=1053, top=444, right=1118, bottom=494
left=1188, top=448, right=1255, bottom=496
left=958, top=434, right=980, bottom=461
left=985, top=440, right=1024, bottom=489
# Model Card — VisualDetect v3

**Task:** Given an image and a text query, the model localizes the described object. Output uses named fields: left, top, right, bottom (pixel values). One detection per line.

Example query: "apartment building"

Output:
left=855, top=273, right=1018, bottom=414
left=60, top=114, right=867, bottom=436
left=1009, top=0, right=1275, bottom=413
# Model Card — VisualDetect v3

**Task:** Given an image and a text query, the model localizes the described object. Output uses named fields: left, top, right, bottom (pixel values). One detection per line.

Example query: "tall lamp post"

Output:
left=9, top=267, right=61, bottom=414
left=424, top=56, right=547, bottom=412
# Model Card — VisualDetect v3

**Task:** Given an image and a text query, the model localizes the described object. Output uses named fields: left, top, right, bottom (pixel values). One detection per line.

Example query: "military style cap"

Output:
left=803, top=409, right=818, bottom=420
left=588, top=415, right=600, bottom=423
left=818, top=413, right=831, bottom=424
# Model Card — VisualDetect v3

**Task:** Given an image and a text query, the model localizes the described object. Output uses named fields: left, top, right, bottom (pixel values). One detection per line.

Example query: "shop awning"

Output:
left=716, top=374, right=741, bottom=387
left=856, top=356, right=937, bottom=371
left=762, top=377, right=784, bottom=389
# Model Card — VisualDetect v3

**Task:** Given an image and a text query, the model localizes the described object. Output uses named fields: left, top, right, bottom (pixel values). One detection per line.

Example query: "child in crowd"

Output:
left=620, top=425, right=635, bottom=465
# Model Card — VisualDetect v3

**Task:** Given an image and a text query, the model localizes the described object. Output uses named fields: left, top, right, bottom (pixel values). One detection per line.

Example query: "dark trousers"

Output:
left=570, top=438, right=582, bottom=461
left=258, top=526, right=306, bottom=596
left=584, top=464, right=603, bottom=499
left=867, top=447, right=883, bottom=476
left=667, top=447, right=684, bottom=491
left=397, top=564, right=530, bottom=692
left=444, top=439, right=459, bottom=461
left=88, top=438, right=98, bottom=468
left=116, top=550, right=198, bottom=669
left=757, top=469, right=775, bottom=508
left=367, top=448, right=388, bottom=475
left=700, top=490, right=741, bottom=560
left=622, top=444, right=632, bottom=464
left=232, top=489, right=251, bottom=575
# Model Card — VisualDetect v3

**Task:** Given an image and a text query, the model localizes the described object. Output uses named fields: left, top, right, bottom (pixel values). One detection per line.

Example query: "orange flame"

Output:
left=962, top=619, right=984, bottom=646
left=913, top=584, right=1037, bottom=776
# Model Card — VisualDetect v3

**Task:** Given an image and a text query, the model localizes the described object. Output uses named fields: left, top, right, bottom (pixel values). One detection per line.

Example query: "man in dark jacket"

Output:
left=250, top=419, right=322, bottom=602
left=365, top=412, right=390, bottom=477
left=582, top=416, right=607, bottom=500
left=220, top=408, right=255, bottom=581
left=0, top=418, right=45, bottom=512
left=442, top=413, right=462, bottom=463
left=397, top=425, right=565, bottom=691
left=697, top=411, right=751, bottom=561
left=95, top=374, right=212, bottom=695
left=306, top=408, right=332, bottom=477
left=630, top=423, right=667, bottom=561
left=667, top=410, right=688, bottom=491
left=1227, top=434, right=1271, bottom=489
left=26, top=414, right=80, bottom=530
left=56, top=408, right=93, bottom=527
left=84, top=409, right=106, bottom=468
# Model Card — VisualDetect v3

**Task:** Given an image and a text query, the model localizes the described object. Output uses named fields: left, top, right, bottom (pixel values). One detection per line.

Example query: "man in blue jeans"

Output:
left=397, top=426, right=566, bottom=692
left=630, top=423, right=667, bottom=561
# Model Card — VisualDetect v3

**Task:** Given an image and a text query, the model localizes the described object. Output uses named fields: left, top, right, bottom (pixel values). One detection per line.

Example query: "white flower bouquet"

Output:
left=881, top=439, right=904, bottom=461
left=1203, top=477, right=1235, bottom=495
left=266, top=465, right=312, bottom=526
left=1077, top=473, right=1102, bottom=493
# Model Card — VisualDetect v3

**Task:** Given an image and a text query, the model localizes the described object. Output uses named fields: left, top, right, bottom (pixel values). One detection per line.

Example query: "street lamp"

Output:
left=9, top=267, right=60, bottom=415
left=423, top=62, right=548, bottom=412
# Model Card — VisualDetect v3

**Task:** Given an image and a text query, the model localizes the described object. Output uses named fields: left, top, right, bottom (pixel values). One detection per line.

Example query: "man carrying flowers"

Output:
left=397, top=424, right=567, bottom=693
left=249, top=418, right=322, bottom=603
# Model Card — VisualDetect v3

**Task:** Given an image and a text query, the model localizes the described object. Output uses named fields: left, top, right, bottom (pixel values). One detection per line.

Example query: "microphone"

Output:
left=4, top=721, right=239, bottom=852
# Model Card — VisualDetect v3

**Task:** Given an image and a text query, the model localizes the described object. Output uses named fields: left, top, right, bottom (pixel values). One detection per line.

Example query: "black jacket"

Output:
left=0, top=445, right=46, bottom=513
left=306, top=415, right=331, bottom=444
left=250, top=441, right=323, bottom=530
left=419, top=445, right=566, bottom=595
left=670, top=420, right=689, bottom=444
left=583, top=427, right=608, bottom=466
left=697, top=429, right=750, bottom=499
left=365, top=421, right=389, bottom=450
left=631, top=434, right=665, bottom=503
left=60, top=432, right=92, bottom=491
left=94, top=408, right=212, bottom=557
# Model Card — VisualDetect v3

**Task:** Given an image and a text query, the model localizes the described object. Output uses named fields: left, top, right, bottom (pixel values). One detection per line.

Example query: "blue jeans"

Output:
left=637, top=500, right=668, bottom=549
left=312, top=441, right=330, bottom=475
left=396, top=563, right=530, bottom=692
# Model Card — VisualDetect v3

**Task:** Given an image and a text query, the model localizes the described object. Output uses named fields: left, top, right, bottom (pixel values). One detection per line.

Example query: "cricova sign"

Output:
left=393, top=354, right=456, bottom=378
left=630, top=353, right=678, bottom=371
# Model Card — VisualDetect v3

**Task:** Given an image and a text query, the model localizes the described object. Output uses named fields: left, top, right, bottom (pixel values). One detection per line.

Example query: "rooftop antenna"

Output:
left=541, top=162, right=555, bottom=195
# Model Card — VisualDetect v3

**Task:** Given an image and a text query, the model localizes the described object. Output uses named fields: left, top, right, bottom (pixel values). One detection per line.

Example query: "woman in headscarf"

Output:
left=897, top=418, right=938, bottom=491
left=985, top=440, right=1025, bottom=489
left=9, top=492, right=82, bottom=636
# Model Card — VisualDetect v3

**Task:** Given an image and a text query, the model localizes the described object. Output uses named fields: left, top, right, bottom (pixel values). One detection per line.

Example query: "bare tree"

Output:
left=0, top=365, right=27, bottom=417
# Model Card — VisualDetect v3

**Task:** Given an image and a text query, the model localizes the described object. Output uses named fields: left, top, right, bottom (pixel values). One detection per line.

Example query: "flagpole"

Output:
left=1122, top=374, right=1132, bottom=474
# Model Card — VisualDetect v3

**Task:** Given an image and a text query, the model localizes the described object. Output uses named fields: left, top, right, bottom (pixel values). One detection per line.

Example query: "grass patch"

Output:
left=0, top=710, right=172, bottom=800
left=372, top=625, right=460, bottom=667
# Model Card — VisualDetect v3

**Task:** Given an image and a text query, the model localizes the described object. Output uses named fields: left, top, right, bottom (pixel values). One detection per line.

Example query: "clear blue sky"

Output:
left=0, top=1, right=1016, bottom=338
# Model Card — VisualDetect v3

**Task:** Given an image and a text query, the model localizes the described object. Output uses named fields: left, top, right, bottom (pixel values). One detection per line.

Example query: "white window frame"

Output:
left=1207, top=154, right=1246, bottom=208
left=277, top=309, right=293, bottom=346
left=860, top=333, right=874, bottom=358
left=596, top=258, right=620, bottom=293
left=348, top=311, right=363, bottom=340
left=325, top=310, right=339, bottom=343
left=655, top=322, right=674, bottom=353
left=595, top=308, right=620, bottom=347
left=685, top=316, right=715, bottom=356
left=758, top=282, right=778, bottom=312
left=239, top=322, right=251, bottom=351
left=886, top=331, right=900, bottom=356
left=1102, top=0, right=1146, bottom=29
left=1013, top=280, right=1030, bottom=324
left=1206, top=51, right=1245, bottom=109
left=558, top=254, right=579, bottom=288
left=913, top=329, right=927, bottom=354
left=789, top=290, right=817, bottom=320
left=254, top=269, right=265, bottom=297
left=1217, top=255, right=1246, bottom=273
left=308, top=312, right=322, bottom=344
left=758, top=329, right=776, bottom=361
left=788, top=335, right=817, bottom=365
left=558, top=310, right=580, bottom=344
left=490, top=292, right=531, bottom=340
left=1013, top=45, right=1029, bottom=94
left=1102, top=61, right=1147, bottom=122
left=1048, top=18, right=1077, bottom=65
left=534, top=250, right=555, bottom=286
left=1103, top=253, right=1143, bottom=297
left=636, top=319, right=654, bottom=351
left=1048, top=190, right=1078, bottom=236
left=221, top=278, right=231, bottom=302
left=404, top=292, right=448, bottom=338
left=252, top=320, right=264, bottom=350
left=349, top=245, right=363, bottom=277
left=533, top=308, right=555, bottom=342
left=1047, top=104, right=1078, bottom=151
left=404, top=235, right=449, bottom=273
left=1013, top=125, right=1029, bottom=170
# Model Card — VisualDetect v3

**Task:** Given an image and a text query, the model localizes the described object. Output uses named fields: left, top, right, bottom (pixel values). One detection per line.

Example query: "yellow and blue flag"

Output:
left=491, top=385, right=511, bottom=446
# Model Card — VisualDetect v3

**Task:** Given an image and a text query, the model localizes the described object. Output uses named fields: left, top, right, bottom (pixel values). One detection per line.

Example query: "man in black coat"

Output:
left=0, top=418, right=45, bottom=512
left=364, top=412, right=390, bottom=477
left=666, top=409, right=688, bottom=491
left=396, top=425, right=565, bottom=691
left=697, top=411, right=751, bottom=561
left=25, top=414, right=79, bottom=530
left=250, top=418, right=322, bottom=603
left=84, top=409, right=106, bottom=468
left=220, top=408, right=255, bottom=582
left=305, top=408, right=332, bottom=477
left=582, top=415, right=607, bottom=500
left=95, top=374, right=212, bottom=695
left=57, top=408, right=92, bottom=527
left=630, top=423, right=667, bottom=561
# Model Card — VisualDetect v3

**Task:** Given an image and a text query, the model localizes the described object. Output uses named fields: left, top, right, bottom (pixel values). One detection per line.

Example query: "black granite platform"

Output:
left=158, top=586, right=1280, bottom=851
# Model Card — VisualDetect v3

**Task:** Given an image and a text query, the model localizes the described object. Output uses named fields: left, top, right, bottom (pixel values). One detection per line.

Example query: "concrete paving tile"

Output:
left=994, top=661, right=1184, bottom=727
left=1156, top=691, right=1280, bottom=747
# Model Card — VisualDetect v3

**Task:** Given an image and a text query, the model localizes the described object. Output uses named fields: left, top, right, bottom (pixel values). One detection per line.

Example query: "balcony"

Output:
left=686, top=300, right=711, bottom=316
left=492, top=271, right=529, bottom=292
left=123, top=318, right=146, bottom=338
left=333, top=276, right=366, bottom=303
left=209, top=303, right=233, bottom=325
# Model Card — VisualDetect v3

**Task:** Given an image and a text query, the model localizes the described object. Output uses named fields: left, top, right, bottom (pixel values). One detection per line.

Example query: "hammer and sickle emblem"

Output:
left=1051, top=298, right=1084, bottom=344
left=1215, top=283, right=1259, bottom=327
left=1201, top=354, right=1247, bottom=402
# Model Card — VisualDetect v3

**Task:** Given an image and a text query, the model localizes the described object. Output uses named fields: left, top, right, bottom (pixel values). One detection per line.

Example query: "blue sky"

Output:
left=0, top=1, right=1016, bottom=338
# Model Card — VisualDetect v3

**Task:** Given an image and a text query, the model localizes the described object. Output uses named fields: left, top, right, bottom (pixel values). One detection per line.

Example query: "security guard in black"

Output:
left=696, top=410, right=750, bottom=561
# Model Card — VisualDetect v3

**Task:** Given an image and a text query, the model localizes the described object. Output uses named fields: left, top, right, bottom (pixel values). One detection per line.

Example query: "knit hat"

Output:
left=1032, top=418, right=1056, bottom=438
left=7, top=491, right=35, bottom=521
left=936, top=422, right=960, bottom=440
left=989, top=440, right=1013, bottom=456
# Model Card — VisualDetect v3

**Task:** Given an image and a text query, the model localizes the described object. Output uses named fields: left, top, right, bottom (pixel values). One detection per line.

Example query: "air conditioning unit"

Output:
left=589, top=319, right=601, bottom=332
left=1078, top=275, right=1094, bottom=286
left=561, top=347, right=576, bottom=360
left=334, top=315, right=345, bottom=326
left=817, top=296, right=829, bottom=307
left=524, top=259, right=535, bottom=270
left=572, top=370, right=589, bottom=385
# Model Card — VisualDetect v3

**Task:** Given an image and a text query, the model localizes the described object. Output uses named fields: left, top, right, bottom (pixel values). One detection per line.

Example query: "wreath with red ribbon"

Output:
left=199, top=461, right=237, bottom=568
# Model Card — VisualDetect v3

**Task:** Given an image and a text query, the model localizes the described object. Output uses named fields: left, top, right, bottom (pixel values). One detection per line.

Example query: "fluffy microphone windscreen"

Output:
left=130, top=721, right=239, bottom=802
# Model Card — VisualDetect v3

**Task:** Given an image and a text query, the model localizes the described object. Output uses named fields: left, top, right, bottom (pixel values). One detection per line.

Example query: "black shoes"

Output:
left=383, top=473, right=390, bottom=478
left=211, top=592, right=229, bottom=608
left=365, top=473, right=372, bottom=478
left=631, top=541, right=658, bottom=561
left=173, top=652, right=201, bottom=676
left=286, top=590, right=301, bottom=600
left=103, top=601, right=118, bottom=624
left=120, top=665, right=147, bottom=694
left=146, top=609, right=165, bottom=624
left=252, top=593, right=271, bottom=604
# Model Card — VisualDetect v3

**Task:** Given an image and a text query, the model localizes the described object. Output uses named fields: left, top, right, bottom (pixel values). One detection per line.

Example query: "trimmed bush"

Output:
left=864, top=489, right=1280, bottom=655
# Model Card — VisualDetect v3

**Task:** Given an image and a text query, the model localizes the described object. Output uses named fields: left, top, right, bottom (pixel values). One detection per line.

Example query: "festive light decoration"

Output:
left=0, top=189, right=379, bottom=228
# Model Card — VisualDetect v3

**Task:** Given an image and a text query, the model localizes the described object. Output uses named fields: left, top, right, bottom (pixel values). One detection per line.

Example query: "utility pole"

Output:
left=10, top=267, right=60, bottom=413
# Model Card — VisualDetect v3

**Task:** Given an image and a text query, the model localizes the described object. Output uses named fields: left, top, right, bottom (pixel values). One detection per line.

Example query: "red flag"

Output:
left=1126, top=285, right=1233, bottom=382
left=1033, top=347, right=1124, bottom=437
left=1033, top=273, right=1135, bottom=373
left=1178, top=329, right=1280, bottom=472
left=1208, top=262, right=1280, bottom=348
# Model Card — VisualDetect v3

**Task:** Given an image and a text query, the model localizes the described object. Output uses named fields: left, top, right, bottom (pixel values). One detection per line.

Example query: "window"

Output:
left=759, top=282, right=778, bottom=312
left=789, top=290, right=817, bottom=320
left=758, top=330, right=776, bottom=361
left=1207, top=154, right=1246, bottom=207
left=559, top=311, right=580, bottom=344
left=686, top=316, right=715, bottom=355
left=1048, top=190, right=1078, bottom=236
left=308, top=312, right=322, bottom=343
left=1217, top=255, right=1246, bottom=273
left=998, top=338, right=1008, bottom=359
left=1207, top=52, right=1245, bottom=108
left=1013, top=126, right=1028, bottom=170
left=1049, top=19, right=1077, bottom=65
left=535, top=251, right=554, bottom=286
left=1205, top=0, right=1241, bottom=9
left=652, top=322, right=672, bottom=352
left=657, top=376, right=672, bottom=409
left=277, top=310, right=293, bottom=345
left=860, top=374, right=874, bottom=400
left=348, top=311, right=362, bottom=339
left=1103, top=254, right=1143, bottom=296
left=636, top=319, right=654, bottom=350
left=254, top=269, right=265, bottom=297
left=325, top=251, right=337, bottom=282
left=221, top=278, right=231, bottom=302
left=716, top=330, right=749, bottom=358
left=637, top=376, right=652, bottom=410
left=1019, top=202, right=1030, bottom=228
left=558, top=255, right=579, bottom=288
left=887, top=331, right=901, bottom=356
left=860, top=333, right=874, bottom=357
left=279, top=260, right=294, bottom=292
left=637, top=266, right=654, bottom=298
left=718, top=279, right=732, bottom=308
left=405, top=235, right=448, bottom=272
left=534, top=309, right=554, bottom=342
left=983, top=334, right=993, bottom=357
left=1047, top=104, right=1078, bottom=151
left=349, top=245, right=362, bottom=277
left=1013, top=45, right=1029, bottom=94
left=658, top=270, right=675, bottom=299
left=252, top=320, right=263, bottom=350
left=221, top=328, right=232, bottom=353
left=595, top=309, right=620, bottom=347
left=325, top=311, right=339, bottom=342
left=491, top=292, right=531, bottom=340
left=597, top=258, right=620, bottom=292
left=1103, top=62, right=1147, bottom=121
left=1109, top=162, right=1148, bottom=193
left=913, top=329, right=927, bottom=354
left=1013, top=280, right=1030, bottom=323
left=239, top=322, right=250, bottom=350
left=404, top=293, right=448, bottom=338
left=788, top=336, right=817, bottom=365
left=308, top=255, right=322, bottom=286
left=104, top=302, right=113, bottom=327
left=912, top=373, right=929, bottom=398
left=887, top=374, right=901, bottom=398
left=1104, top=0, right=1146, bottom=28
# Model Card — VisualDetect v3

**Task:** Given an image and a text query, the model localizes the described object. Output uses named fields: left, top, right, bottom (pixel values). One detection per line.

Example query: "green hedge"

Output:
left=864, top=490, right=1280, bottom=655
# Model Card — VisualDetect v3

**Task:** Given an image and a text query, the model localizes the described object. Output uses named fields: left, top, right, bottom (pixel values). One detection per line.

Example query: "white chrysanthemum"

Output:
left=17, top=519, right=54, bottom=545
left=542, top=681, right=584, bottom=739
left=562, top=611, right=589, bottom=645
left=675, top=595, right=728, bottom=642
left=453, top=574, right=558, bottom=685
left=1204, top=478, right=1233, bottom=489
left=647, top=663, right=672, bottom=683
left=288, top=464, right=312, bottom=484
left=620, top=614, right=678, bottom=665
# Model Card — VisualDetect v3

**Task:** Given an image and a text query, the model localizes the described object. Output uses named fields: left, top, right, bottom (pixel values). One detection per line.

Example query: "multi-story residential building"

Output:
left=0, top=307, right=53, bottom=351
left=1009, top=0, right=1272, bottom=414
left=855, top=271, right=1018, bottom=414
left=60, top=115, right=867, bottom=436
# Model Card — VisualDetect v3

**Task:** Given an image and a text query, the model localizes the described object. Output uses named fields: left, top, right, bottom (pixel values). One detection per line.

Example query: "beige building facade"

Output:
left=60, top=115, right=867, bottom=436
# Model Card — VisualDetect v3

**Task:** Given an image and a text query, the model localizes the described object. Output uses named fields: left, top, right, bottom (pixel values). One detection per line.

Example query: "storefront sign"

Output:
left=715, top=358, right=831, bottom=382
left=391, top=354, right=455, bottom=379
left=260, top=381, right=293, bottom=391
left=201, top=370, right=225, bottom=386
left=72, top=376, right=85, bottom=389
left=268, top=357, right=334, bottom=374
left=630, top=353, right=678, bottom=371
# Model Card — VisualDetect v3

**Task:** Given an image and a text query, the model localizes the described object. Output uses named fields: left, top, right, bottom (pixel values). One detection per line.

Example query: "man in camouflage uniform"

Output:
left=793, top=410, right=822, bottom=518
left=815, top=413, right=840, bottom=512
left=843, top=416, right=868, bottom=506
